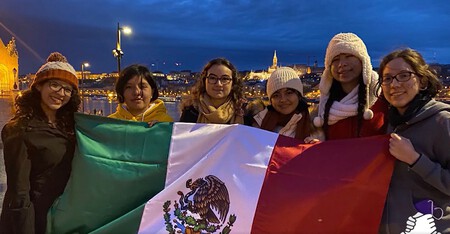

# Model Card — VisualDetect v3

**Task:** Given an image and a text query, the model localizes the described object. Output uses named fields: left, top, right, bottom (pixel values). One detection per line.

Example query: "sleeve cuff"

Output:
left=409, top=153, right=422, bottom=168
left=410, top=153, right=435, bottom=177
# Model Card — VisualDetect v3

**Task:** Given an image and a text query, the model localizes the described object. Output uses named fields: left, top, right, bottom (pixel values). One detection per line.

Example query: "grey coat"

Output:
left=380, top=100, right=450, bottom=233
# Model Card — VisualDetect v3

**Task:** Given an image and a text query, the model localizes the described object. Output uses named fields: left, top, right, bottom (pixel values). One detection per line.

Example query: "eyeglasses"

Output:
left=206, top=75, right=233, bottom=85
left=48, top=81, right=74, bottom=96
left=381, top=71, right=415, bottom=85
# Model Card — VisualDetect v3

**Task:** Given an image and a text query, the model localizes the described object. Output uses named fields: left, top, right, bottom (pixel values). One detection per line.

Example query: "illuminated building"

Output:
left=0, top=37, right=19, bottom=93
left=246, top=50, right=309, bottom=80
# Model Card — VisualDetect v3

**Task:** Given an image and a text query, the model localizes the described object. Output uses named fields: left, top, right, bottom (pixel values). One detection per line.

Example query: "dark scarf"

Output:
left=388, top=92, right=432, bottom=128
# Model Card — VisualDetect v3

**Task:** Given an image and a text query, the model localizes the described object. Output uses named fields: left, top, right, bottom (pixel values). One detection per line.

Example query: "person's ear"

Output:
left=419, top=77, right=428, bottom=91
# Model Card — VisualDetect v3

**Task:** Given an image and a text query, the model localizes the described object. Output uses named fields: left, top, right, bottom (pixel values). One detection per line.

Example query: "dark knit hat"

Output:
left=32, top=52, right=78, bottom=89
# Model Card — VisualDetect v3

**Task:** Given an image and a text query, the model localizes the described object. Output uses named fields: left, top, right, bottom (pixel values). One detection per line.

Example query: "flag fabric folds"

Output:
left=47, top=113, right=394, bottom=234
left=47, top=114, right=172, bottom=234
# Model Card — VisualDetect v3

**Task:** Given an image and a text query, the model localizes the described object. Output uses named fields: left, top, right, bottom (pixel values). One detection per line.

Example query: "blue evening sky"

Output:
left=1, top=0, right=449, bottom=74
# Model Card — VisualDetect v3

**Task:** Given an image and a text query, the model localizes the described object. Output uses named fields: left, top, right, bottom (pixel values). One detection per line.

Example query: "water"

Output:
left=0, top=95, right=181, bottom=212
left=81, top=96, right=181, bottom=120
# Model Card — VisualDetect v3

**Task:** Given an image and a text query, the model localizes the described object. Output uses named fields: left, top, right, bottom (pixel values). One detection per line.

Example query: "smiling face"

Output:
left=205, top=64, right=233, bottom=105
left=270, top=88, right=300, bottom=115
left=382, top=58, right=421, bottom=115
left=331, top=53, right=363, bottom=93
left=123, top=75, right=153, bottom=116
left=36, top=79, right=73, bottom=120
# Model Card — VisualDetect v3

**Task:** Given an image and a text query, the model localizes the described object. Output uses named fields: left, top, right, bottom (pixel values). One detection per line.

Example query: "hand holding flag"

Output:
left=389, top=133, right=420, bottom=165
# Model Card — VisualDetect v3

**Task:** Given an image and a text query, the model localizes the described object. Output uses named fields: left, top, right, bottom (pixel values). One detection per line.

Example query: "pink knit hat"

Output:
left=32, top=52, right=78, bottom=89
left=313, top=33, right=379, bottom=127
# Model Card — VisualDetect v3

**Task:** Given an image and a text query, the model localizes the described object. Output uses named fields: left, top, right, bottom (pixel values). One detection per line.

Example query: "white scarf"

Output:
left=278, top=113, right=303, bottom=138
left=327, top=85, right=359, bottom=125
left=254, top=108, right=303, bottom=138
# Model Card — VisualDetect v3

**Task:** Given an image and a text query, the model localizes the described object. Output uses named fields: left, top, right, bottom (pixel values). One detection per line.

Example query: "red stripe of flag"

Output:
left=252, top=135, right=394, bottom=233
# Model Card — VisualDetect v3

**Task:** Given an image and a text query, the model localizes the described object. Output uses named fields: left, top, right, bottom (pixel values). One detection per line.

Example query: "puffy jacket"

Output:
left=109, top=99, right=173, bottom=122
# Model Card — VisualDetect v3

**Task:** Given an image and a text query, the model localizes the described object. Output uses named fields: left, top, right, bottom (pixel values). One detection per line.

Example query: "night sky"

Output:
left=1, top=0, right=450, bottom=75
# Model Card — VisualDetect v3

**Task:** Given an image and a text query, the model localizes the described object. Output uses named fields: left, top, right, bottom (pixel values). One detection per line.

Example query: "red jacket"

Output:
left=326, top=97, right=389, bottom=140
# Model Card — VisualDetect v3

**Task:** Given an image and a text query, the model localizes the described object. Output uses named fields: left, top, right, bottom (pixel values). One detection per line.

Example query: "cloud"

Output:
left=1, top=0, right=450, bottom=74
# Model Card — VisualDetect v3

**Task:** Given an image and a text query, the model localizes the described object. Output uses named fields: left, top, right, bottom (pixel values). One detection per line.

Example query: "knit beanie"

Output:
left=32, top=52, right=78, bottom=89
left=266, top=67, right=303, bottom=98
left=313, top=33, right=379, bottom=127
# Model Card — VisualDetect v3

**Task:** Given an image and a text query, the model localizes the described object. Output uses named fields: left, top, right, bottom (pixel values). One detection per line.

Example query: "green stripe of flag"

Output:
left=47, top=114, right=173, bottom=234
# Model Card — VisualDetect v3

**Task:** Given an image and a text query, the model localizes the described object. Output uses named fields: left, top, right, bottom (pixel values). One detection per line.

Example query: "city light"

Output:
left=112, top=22, right=132, bottom=74
left=122, top=27, right=132, bottom=35
left=81, top=62, right=90, bottom=113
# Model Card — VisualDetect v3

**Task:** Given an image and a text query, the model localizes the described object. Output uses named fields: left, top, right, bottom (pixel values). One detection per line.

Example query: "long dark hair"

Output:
left=179, top=58, right=244, bottom=111
left=13, top=85, right=81, bottom=135
left=266, top=89, right=315, bottom=140
left=323, top=78, right=367, bottom=138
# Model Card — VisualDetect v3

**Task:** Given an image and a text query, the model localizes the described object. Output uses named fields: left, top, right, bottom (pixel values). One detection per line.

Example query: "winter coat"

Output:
left=0, top=117, right=75, bottom=234
left=179, top=105, right=199, bottom=123
left=379, top=100, right=450, bottom=233
left=325, top=97, right=388, bottom=140
left=109, top=99, right=173, bottom=122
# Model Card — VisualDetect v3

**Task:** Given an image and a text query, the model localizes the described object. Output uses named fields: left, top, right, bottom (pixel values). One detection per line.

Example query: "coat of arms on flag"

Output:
left=47, top=114, right=394, bottom=234
left=163, top=175, right=237, bottom=234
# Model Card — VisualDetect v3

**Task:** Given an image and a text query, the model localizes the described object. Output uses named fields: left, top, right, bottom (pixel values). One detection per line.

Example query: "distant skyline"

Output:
left=1, top=0, right=450, bottom=75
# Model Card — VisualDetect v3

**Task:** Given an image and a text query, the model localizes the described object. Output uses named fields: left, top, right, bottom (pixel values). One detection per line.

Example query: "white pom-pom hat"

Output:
left=313, top=33, right=379, bottom=127
left=266, top=67, right=303, bottom=98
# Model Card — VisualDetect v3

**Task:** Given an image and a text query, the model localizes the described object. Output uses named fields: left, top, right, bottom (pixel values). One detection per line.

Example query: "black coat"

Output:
left=0, top=117, right=75, bottom=234
left=179, top=105, right=253, bottom=125
left=179, top=105, right=199, bottom=123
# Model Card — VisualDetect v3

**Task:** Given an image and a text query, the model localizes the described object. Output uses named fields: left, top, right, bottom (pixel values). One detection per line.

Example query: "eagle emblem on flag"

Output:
left=163, top=175, right=237, bottom=233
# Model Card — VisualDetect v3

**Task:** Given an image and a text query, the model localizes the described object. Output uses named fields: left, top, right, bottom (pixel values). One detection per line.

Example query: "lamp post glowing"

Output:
left=81, top=62, right=90, bottom=113
left=112, top=22, right=132, bottom=75
left=13, top=68, right=17, bottom=90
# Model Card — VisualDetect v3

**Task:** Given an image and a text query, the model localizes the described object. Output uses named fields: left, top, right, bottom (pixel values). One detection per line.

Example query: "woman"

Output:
left=252, top=67, right=318, bottom=142
left=378, top=48, right=450, bottom=233
left=0, top=52, right=81, bottom=234
left=108, top=64, right=173, bottom=122
left=313, top=32, right=388, bottom=140
left=179, top=58, right=245, bottom=124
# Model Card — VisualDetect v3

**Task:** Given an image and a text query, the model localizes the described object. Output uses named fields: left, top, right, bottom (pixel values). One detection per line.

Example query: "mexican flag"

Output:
left=47, top=113, right=394, bottom=234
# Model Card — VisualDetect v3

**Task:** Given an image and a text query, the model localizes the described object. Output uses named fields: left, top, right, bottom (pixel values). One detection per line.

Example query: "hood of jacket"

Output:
left=404, top=99, right=450, bottom=126
left=108, top=99, right=173, bottom=122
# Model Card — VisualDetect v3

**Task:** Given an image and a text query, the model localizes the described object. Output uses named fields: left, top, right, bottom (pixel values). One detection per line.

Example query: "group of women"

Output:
left=1, top=32, right=449, bottom=233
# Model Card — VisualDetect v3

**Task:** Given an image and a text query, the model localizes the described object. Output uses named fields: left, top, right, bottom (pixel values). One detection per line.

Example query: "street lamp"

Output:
left=81, top=62, right=90, bottom=113
left=12, top=68, right=17, bottom=90
left=112, top=22, right=132, bottom=75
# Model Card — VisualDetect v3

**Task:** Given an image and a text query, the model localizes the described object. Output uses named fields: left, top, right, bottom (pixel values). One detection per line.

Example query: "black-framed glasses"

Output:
left=48, top=80, right=74, bottom=96
left=381, top=71, right=415, bottom=85
left=206, top=75, right=232, bottom=85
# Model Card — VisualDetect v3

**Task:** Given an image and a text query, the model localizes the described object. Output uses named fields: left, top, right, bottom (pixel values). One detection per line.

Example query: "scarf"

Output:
left=259, top=107, right=313, bottom=141
left=389, top=93, right=432, bottom=128
left=327, top=84, right=359, bottom=125
left=197, top=95, right=244, bottom=124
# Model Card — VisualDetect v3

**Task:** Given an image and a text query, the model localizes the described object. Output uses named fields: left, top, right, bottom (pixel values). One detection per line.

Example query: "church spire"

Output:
left=272, top=50, right=277, bottom=68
